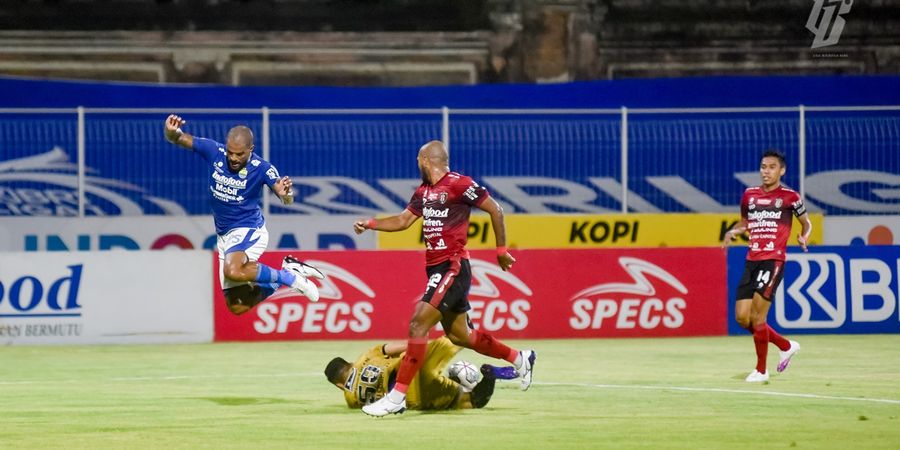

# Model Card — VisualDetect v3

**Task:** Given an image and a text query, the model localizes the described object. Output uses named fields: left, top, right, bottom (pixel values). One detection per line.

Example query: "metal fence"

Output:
left=1, top=105, right=898, bottom=217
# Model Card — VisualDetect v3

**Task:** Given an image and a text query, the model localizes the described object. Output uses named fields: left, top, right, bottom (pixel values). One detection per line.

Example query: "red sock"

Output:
left=752, top=324, right=769, bottom=374
left=766, top=325, right=791, bottom=351
left=394, top=337, right=427, bottom=393
left=467, top=329, right=519, bottom=364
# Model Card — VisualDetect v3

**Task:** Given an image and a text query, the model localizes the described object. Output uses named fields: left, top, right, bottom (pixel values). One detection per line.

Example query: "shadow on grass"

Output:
left=197, top=397, right=304, bottom=406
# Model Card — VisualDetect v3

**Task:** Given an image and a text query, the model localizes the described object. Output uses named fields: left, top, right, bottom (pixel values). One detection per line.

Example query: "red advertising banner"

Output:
left=213, top=248, right=727, bottom=341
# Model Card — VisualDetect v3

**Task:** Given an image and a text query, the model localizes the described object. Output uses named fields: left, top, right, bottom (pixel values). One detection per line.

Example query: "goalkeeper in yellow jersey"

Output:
left=324, top=337, right=516, bottom=411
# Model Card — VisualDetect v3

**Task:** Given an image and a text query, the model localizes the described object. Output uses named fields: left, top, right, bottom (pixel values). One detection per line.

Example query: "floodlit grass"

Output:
left=1, top=335, right=898, bottom=449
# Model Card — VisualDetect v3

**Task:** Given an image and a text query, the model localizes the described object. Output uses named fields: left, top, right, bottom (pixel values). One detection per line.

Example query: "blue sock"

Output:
left=254, top=264, right=279, bottom=283
left=276, top=269, right=297, bottom=287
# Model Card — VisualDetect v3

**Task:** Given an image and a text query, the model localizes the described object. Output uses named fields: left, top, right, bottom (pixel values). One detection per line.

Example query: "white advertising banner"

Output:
left=0, top=215, right=375, bottom=252
left=824, top=216, right=900, bottom=245
left=0, top=251, right=213, bottom=345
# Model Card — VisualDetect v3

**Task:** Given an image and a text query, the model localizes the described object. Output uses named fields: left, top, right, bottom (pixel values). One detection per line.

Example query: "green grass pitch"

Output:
left=1, top=335, right=898, bottom=449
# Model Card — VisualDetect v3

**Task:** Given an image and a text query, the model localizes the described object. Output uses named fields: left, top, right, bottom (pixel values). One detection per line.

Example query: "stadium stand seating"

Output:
left=0, top=0, right=897, bottom=85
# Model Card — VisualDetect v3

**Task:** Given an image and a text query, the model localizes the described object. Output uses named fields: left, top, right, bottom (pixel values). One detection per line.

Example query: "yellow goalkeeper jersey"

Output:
left=342, top=337, right=461, bottom=410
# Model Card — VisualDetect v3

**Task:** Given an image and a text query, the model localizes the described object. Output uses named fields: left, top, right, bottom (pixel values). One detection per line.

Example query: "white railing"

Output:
left=1, top=105, right=898, bottom=217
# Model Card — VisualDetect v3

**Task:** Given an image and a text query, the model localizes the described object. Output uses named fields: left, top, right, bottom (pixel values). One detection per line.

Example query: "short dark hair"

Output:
left=761, top=149, right=786, bottom=167
left=324, top=357, right=350, bottom=385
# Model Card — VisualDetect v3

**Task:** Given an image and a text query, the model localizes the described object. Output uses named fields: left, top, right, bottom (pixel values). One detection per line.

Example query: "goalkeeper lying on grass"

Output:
left=324, top=337, right=517, bottom=412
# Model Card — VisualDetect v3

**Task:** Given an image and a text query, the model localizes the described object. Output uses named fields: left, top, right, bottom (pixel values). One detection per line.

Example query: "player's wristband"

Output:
left=365, top=218, right=377, bottom=230
left=497, top=246, right=508, bottom=256
left=381, top=344, right=388, bottom=356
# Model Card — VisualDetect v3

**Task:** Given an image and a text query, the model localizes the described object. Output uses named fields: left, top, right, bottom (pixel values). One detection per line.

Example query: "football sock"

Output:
left=394, top=337, right=427, bottom=396
left=753, top=323, right=769, bottom=374
left=254, top=264, right=277, bottom=283
left=386, top=389, right=405, bottom=403
left=483, top=364, right=519, bottom=380
left=467, top=329, right=518, bottom=364
left=767, top=324, right=791, bottom=351
left=745, top=324, right=791, bottom=351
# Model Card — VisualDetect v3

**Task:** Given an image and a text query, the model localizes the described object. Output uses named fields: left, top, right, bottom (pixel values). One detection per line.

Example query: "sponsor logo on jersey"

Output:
left=747, top=210, right=783, bottom=220
left=422, top=206, right=449, bottom=218
left=463, top=185, right=479, bottom=201
left=212, top=171, right=248, bottom=188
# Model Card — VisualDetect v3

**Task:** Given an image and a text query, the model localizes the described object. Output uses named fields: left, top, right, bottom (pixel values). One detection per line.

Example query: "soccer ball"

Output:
left=448, top=360, right=480, bottom=391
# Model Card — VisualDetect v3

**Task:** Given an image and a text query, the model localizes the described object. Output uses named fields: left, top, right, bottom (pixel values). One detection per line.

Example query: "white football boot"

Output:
left=362, top=395, right=407, bottom=417
left=777, top=340, right=800, bottom=373
left=282, top=256, right=322, bottom=302
left=516, top=350, right=537, bottom=391
left=282, top=255, right=326, bottom=279
left=745, top=370, right=770, bottom=383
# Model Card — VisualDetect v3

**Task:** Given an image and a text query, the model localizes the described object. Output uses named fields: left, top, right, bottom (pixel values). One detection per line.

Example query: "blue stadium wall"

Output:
left=1, top=75, right=898, bottom=217
left=2, top=75, right=900, bottom=108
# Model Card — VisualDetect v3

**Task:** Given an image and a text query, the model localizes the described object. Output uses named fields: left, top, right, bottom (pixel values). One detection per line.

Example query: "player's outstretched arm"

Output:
left=721, top=220, right=748, bottom=248
left=478, top=197, right=515, bottom=271
left=164, top=114, right=194, bottom=149
left=353, top=209, right=418, bottom=234
left=381, top=341, right=407, bottom=357
left=273, top=175, right=294, bottom=205
left=797, top=212, right=812, bottom=252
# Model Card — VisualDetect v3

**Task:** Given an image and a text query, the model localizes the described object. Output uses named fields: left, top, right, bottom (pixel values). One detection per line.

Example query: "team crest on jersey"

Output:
left=775, top=198, right=783, bottom=208
left=239, top=168, right=248, bottom=179
left=439, top=192, right=448, bottom=204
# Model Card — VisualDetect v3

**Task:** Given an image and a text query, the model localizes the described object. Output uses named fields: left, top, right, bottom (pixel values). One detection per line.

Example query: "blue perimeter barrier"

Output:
left=727, top=245, right=900, bottom=335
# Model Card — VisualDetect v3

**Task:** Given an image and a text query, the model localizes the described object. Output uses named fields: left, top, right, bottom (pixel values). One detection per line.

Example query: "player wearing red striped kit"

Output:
left=723, top=149, right=811, bottom=383
left=353, top=140, right=535, bottom=416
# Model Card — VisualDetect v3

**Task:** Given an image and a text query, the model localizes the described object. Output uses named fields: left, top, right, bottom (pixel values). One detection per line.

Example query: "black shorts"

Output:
left=735, top=259, right=786, bottom=302
left=421, top=258, right=472, bottom=315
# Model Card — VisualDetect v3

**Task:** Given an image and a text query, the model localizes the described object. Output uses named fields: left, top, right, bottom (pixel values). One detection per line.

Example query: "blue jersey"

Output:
left=192, top=138, right=280, bottom=235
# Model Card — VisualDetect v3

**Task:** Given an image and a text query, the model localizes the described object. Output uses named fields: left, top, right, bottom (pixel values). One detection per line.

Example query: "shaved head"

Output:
left=224, top=125, right=255, bottom=172
left=227, top=125, right=254, bottom=148
left=418, top=140, right=448, bottom=163
left=417, top=140, right=450, bottom=184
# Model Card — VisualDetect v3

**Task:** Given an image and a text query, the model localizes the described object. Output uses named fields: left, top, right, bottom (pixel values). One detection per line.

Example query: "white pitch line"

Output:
left=2, top=375, right=898, bottom=405
left=536, top=381, right=900, bottom=405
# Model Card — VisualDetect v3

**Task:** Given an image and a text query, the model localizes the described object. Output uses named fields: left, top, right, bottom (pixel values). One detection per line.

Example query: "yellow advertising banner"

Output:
left=375, top=213, right=824, bottom=249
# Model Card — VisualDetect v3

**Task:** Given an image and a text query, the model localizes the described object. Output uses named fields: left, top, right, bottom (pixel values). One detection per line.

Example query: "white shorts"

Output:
left=217, top=226, right=270, bottom=290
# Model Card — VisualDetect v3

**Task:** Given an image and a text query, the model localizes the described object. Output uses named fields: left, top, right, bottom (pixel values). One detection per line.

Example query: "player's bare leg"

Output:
left=222, top=251, right=319, bottom=307
left=735, top=298, right=753, bottom=330
left=442, top=312, right=536, bottom=391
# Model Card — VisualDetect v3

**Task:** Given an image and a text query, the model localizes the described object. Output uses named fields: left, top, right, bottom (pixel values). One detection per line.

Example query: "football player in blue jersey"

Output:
left=164, top=114, right=324, bottom=315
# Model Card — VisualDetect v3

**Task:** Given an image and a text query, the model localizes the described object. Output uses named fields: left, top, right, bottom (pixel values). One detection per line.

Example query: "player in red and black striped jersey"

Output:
left=353, top=140, right=536, bottom=417
left=723, top=149, right=812, bottom=383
